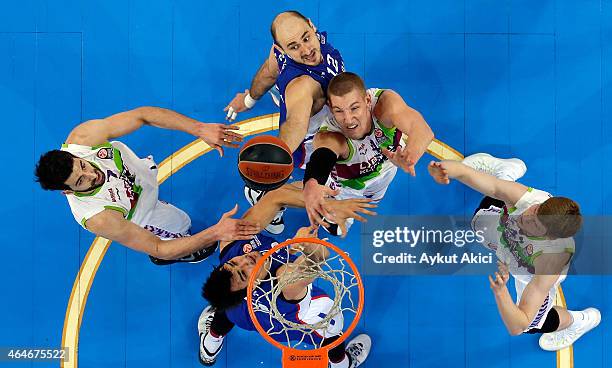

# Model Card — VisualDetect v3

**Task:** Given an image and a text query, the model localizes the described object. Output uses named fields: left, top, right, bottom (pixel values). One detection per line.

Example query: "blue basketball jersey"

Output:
left=274, top=31, right=345, bottom=167
left=222, top=236, right=339, bottom=344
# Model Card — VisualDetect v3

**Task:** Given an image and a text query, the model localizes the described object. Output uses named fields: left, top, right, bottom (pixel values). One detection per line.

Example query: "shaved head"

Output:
left=269, top=10, right=322, bottom=66
left=270, top=11, right=310, bottom=43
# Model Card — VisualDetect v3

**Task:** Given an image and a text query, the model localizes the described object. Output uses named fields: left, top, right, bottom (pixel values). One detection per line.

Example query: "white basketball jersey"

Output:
left=472, top=187, right=575, bottom=329
left=320, top=88, right=402, bottom=191
left=61, top=141, right=159, bottom=228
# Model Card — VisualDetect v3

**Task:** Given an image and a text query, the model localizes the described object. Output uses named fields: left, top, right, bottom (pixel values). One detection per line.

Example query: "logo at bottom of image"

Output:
left=289, top=354, right=323, bottom=361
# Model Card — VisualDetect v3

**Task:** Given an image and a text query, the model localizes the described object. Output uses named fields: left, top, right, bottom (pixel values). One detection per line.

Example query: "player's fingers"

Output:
left=306, top=211, right=318, bottom=228
left=356, top=202, right=378, bottom=208
left=351, top=213, right=367, bottom=223
left=225, top=124, right=241, bottom=131
left=324, top=187, right=339, bottom=197
left=225, top=106, right=235, bottom=120
left=357, top=208, right=377, bottom=216
left=224, top=131, right=243, bottom=141
left=214, top=145, right=224, bottom=157
left=307, top=207, right=324, bottom=227
left=339, top=222, right=348, bottom=238
left=316, top=203, right=334, bottom=220
left=408, top=165, right=416, bottom=177
left=222, top=204, right=239, bottom=218
left=312, top=211, right=329, bottom=227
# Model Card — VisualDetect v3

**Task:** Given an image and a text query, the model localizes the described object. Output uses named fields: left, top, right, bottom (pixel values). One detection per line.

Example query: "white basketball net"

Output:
left=250, top=243, right=361, bottom=349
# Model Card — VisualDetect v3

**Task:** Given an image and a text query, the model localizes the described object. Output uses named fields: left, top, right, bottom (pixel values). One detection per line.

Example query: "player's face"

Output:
left=225, top=252, right=264, bottom=292
left=277, top=19, right=322, bottom=66
left=517, top=204, right=548, bottom=237
left=329, top=89, right=373, bottom=140
left=64, top=158, right=105, bottom=192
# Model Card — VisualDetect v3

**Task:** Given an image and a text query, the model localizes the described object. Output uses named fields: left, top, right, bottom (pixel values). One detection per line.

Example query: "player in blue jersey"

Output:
left=197, top=183, right=372, bottom=367
left=225, top=10, right=344, bottom=162
left=225, top=10, right=345, bottom=234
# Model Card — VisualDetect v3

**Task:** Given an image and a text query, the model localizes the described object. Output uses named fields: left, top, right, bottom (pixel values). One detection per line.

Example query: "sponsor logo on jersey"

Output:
left=108, top=188, right=117, bottom=202
left=358, top=143, right=367, bottom=155
left=374, top=128, right=383, bottom=138
left=243, top=243, right=253, bottom=253
left=97, top=148, right=113, bottom=159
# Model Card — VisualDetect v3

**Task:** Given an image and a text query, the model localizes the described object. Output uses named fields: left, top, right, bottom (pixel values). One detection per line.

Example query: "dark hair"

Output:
left=328, top=72, right=367, bottom=98
left=537, top=197, right=583, bottom=239
left=270, top=10, right=310, bottom=44
left=202, top=265, right=247, bottom=311
left=35, top=150, right=74, bottom=190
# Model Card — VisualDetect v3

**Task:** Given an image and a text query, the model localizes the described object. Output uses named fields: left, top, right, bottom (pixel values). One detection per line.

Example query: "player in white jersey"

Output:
left=35, top=106, right=260, bottom=265
left=428, top=153, right=601, bottom=351
left=302, top=72, right=434, bottom=234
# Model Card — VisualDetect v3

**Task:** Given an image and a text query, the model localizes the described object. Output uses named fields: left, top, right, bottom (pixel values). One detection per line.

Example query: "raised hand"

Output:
left=324, top=198, right=378, bottom=237
left=224, top=89, right=255, bottom=122
left=303, top=179, right=340, bottom=228
left=382, top=145, right=421, bottom=176
left=214, top=204, right=261, bottom=241
left=194, top=123, right=243, bottom=157
left=427, top=161, right=451, bottom=185
left=488, top=261, right=510, bottom=294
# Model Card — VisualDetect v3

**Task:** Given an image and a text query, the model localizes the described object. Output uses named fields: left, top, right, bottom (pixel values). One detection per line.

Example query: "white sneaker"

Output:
left=346, top=334, right=371, bottom=368
left=244, top=186, right=286, bottom=234
left=265, top=210, right=285, bottom=235
left=462, top=153, right=527, bottom=181
left=198, top=306, right=224, bottom=366
left=538, top=308, right=601, bottom=351
left=244, top=186, right=266, bottom=206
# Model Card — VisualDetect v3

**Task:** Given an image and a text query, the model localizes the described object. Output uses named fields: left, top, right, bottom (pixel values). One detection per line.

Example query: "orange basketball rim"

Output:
left=247, top=237, right=365, bottom=368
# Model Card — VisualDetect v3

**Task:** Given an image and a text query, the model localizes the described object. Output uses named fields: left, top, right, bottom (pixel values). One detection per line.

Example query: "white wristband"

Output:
left=244, top=93, right=258, bottom=109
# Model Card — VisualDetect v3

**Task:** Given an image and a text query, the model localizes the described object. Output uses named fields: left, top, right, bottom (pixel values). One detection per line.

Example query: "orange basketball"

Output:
left=238, top=135, right=293, bottom=191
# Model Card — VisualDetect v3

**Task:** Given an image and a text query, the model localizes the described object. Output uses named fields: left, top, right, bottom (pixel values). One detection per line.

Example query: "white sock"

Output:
left=329, top=353, right=350, bottom=368
left=203, top=332, right=224, bottom=352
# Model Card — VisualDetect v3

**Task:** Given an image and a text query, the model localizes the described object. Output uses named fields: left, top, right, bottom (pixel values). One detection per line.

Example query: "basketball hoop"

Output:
left=247, top=237, right=364, bottom=367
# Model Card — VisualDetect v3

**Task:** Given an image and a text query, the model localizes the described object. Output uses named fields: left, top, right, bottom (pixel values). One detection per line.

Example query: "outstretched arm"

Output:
left=224, top=45, right=280, bottom=121
left=489, top=260, right=567, bottom=335
left=302, top=131, right=349, bottom=227
left=278, top=226, right=330, bottom=300
left=278, top=75, right=320, bottom=153
left=377, top=90, right=434, bottom=176
left=86, top=205, right=260, bottom=260
left=427, top=160, right=528, bottom=206
left=66, top=106, right=242, bottom=156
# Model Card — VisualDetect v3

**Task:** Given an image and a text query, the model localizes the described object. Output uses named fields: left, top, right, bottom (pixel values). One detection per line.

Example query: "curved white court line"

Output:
left=60, top=113, right=570, bottom=368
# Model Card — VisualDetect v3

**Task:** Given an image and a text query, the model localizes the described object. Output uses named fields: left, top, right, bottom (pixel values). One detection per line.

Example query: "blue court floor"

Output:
left=2, top=0, right=611, bottom=367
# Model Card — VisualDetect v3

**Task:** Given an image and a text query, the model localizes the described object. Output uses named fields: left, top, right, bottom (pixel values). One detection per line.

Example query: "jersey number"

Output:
left=326, top=54, right=340, bottom=76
